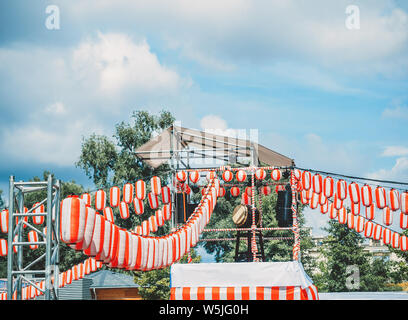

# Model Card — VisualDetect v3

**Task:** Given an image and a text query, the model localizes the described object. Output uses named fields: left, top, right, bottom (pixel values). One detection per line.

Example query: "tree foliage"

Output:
left=313, top=220, right=397, bottom=292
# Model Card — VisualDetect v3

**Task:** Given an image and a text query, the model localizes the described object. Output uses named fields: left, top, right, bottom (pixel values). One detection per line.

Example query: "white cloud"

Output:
left=0, top=32, right=188, bottom=167
left=367, top=157, right=408, bottom=181
left=2, top=121, right=86, bottom=166
left=72, top=32, right=186, bottom=96
left=382, top=105, right=408, bottom=119
left=200, top=114, right=253, bottom=140
left=44, top=102, right=66, bottom=115
left=63, top=0, right=408, bottom=77
left=381, top=145, right=408, bottom=157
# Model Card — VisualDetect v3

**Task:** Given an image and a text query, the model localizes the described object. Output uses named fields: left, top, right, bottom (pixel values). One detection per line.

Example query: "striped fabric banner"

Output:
left=170, top=285, right=319, bottom=300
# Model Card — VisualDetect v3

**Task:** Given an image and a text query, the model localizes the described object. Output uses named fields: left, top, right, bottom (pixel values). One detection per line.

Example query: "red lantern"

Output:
left=355, top=216, right=365, bottom=233
left=348, top=182, right=360, bottom=204
left=361, top=185, right=372, bottom=207
left=323, top=176, right=334, bottom=198
left=161, top=186, right=171, bottom=204
left=333, top=193, right=343, bottom=210
left=123, top=183, right=134, bottom=204
left=95, top=189, right=106, bottom=211
left=109, top=186, right=120, bottom=208
left=351, top=202, right=360, bottom=216
left=32, top=202, right=45, bottom=225
left=236, top=170, right=247, bottom=182
left=230, top=186, right=240, bottom=197
left=400, top=212, right=408, bottom=229
left=391, top=232, right=400, bottom=249
left=401, top=191, right=408, bottom=214
left=148, top=192, right=159, bottom=209
left=383, top=228, right=392, bottom=245
left=222, top=170, right=233, bottom=182
left=135, top=180, right=146, bottom=200
left=310, top=193, right=319, bottom=209
left=347, top=212, right=355, bottom=229
left=0, top=238, right=7, bottom=257
left=271, top=169, right=281, bottom=182
left=176, top=170, right=187, bottom=182
left=133, top=198, right=144, bottom=215
left=364, top=221, right=374, bottom=238
left=28, top=230, right=39, bottom=250
left=151, top=176, right=162, bottom=195
left=336, top=179, right=347, bottom=200
left=373, top=224, right=383, bottom=241
left=365, top=204, right=375, bottom=220
left=382, top=207, right=393, bottom=226
left=375, top=187, right=387, bottom=209
left=337, top=207, right=347, bottom=224
left=320, top=201, right=329, bottom=214
left=389, top=189, right=400, bottom=211
left=0, top=209, right=8, bottom=233
left=312, top=174, right=322, bottom=194
left=119, top=201, right=130, bottom=219
left=189, top=171, right=200, bottom=184
left=255, top=168, right=266, bottom=180
left=302, top=171, right=311, bottom=190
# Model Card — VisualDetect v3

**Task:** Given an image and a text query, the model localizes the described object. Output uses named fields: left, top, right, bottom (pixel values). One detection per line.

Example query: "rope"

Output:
left=291, top=170, right=300, bottom=261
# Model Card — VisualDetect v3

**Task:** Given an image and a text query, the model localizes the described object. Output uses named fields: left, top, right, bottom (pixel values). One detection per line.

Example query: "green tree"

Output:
left=76, top=109, right=177, bottom=296
left=314, top=219, right=394, bottom=292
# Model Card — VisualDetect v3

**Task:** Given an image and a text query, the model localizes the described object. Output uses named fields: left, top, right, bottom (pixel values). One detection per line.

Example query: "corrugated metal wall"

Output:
left=35, top=278, right=94, bottom=300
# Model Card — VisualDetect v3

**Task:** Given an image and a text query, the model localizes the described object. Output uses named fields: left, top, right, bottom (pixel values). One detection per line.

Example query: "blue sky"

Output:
left=0, top=0, right=407, bottom=237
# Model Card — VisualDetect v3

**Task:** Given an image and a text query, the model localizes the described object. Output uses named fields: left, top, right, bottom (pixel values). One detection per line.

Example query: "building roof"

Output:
left=134, top=125, right=295, bottom=168
left=86, top=270, right=139, bottom=289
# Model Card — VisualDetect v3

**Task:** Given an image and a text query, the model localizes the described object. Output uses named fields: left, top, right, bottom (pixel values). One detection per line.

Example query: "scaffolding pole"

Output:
left=7, top=175, right=61, bottom=300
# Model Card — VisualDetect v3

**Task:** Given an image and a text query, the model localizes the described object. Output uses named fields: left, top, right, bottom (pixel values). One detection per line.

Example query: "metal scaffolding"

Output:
left=7, top=175, right=61, bottom=300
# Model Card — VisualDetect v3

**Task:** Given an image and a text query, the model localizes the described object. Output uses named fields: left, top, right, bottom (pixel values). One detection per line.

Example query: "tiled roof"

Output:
left=86, top=270, right=139, bottom=288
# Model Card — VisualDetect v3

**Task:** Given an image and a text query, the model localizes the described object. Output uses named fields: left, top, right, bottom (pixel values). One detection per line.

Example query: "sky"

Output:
left=0, top=0, right=407, bottom=237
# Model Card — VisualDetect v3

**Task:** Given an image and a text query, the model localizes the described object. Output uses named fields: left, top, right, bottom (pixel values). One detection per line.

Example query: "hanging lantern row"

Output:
left=296, top=169, right=408, bottom=216
left=175, top=168, right=284, bottom=185
left=0, top=257, right=103, bottom=301
left=319, top=201, right=408, bottom=251
left=59, top=178, right=219, bottom=272
left=0, top=202, right=48, bottom=233
left=75, top=177, right=173, bottom=225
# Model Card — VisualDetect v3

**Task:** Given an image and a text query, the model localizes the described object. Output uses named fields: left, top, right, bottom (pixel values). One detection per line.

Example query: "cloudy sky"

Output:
left=0, top=0, right=407, bottom=236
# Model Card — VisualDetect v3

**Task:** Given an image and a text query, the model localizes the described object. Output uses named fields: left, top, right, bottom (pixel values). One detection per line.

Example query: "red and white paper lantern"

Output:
left=336, top=179, right=347, bottom=200
left=323, top=176, right=334, bottom=198
left=161, top=186, right=171, bottom=204
left=236, top=170, right=247, bottom=182
left=133, top=198, right=144, bottom=215
left=119, top=201, right=130, bottom=219
left=151, top=176, right=162, bottom=195
left=361, top=185, right=373, bottom=207
left=135, top=180, right=146, bottom=200
left=382, top=207, right=393, bottom=226
left=189, top=171, right=200, bottom=184
left=271, top=169, right=281, bottom=182
left=148, top=192, right=159, bottom=210
left=123, top=183, right=134, bottom=204
left=375, top=187, right=387, bottom=209
left=95, top=189, right=106, bottom=211
left=109, top=186, right=120, bottom=208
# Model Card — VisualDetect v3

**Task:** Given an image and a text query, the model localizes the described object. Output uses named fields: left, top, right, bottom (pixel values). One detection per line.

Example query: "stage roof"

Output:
left=134, top=125, right=295, bottom=168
